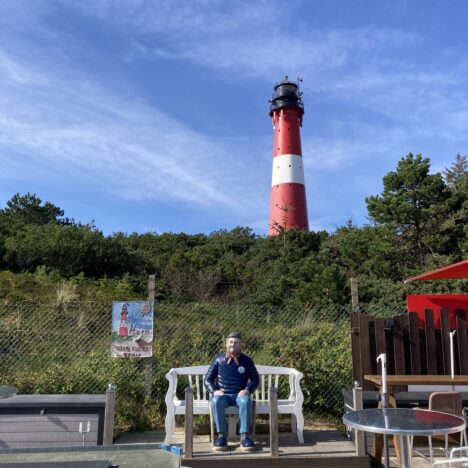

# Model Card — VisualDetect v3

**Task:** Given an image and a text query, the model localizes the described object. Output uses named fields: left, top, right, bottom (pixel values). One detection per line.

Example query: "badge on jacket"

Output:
left=238, top=366, right=245, bottom=374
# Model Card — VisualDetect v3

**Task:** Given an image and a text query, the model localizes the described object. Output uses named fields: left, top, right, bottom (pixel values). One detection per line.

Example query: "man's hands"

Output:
left=214, top=390, right=224, bottom=396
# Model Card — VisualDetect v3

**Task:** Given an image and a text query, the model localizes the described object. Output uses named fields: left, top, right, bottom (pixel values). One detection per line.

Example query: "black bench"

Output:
left=0, top=394, right=112, bottom=449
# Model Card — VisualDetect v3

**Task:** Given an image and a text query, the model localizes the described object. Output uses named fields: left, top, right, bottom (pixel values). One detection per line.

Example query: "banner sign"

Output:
left=111, top=301, right=154, bottom=358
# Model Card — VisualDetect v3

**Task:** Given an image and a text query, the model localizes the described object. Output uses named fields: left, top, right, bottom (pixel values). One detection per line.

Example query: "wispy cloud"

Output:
left=89, top=0, right=468, bottom=147
left=0, top=47, right=266, bottom=216
left=85, top=1, right=468, bottom=146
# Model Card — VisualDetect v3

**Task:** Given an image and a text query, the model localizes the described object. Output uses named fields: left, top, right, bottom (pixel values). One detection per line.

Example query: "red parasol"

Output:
left=404, top=260, right=468, bottom=283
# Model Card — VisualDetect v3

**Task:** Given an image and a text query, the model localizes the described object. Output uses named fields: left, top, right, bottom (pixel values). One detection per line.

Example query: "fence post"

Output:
left=144, top=274, right=155, bottom=398
left=103, top=383, right=116, bottom=445
left=353, top=382, right=365, bottom=456
left=185, top=387, right=194, bottom=459
left=350, top=276, right=359, bottom=311
left=269, top=386, right=278, bottom=458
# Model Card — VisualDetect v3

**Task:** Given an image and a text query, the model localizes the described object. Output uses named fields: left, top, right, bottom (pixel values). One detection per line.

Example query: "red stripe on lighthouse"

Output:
left=269, top=183, right=309, bottom=235
left=272, top=108, right=302, bottom=157
left=268, top=78, right=309, bottom=235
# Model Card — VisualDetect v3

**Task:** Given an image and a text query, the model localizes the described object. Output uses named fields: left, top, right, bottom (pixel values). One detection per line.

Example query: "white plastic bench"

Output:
left=164, top=364, right=304, bottom=444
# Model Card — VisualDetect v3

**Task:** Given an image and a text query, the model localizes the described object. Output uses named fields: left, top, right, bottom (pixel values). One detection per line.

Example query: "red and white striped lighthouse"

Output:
left=268, top=77, right=309, bottom=235
left=119, top=303, right=128, bottom=337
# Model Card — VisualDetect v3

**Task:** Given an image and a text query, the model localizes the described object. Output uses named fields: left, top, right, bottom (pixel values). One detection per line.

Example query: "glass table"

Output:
left=343, top=408, right=466, bottom=468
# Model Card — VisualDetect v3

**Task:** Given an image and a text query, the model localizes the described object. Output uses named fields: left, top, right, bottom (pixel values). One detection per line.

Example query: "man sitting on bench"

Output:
left=204, top=332, right=259, bottom=451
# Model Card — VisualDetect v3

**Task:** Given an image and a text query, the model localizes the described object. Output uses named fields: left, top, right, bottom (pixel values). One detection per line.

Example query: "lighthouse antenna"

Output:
left=297, top=76, right=303, bottom=91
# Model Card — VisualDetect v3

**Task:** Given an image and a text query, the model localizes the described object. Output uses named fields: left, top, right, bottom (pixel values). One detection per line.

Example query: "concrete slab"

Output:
left=115, top=429, right=165, bottom=445
left=0, top=445, right=178, bottom=467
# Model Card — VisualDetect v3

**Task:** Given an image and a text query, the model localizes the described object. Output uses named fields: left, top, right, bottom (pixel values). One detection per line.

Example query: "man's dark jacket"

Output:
left=204, top=353, right=259, bottom=395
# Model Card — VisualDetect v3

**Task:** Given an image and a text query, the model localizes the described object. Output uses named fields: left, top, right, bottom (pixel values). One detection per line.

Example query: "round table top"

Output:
left=343, top=408, right=465, bottom=436
left=0, top=386, right=17, bottom=399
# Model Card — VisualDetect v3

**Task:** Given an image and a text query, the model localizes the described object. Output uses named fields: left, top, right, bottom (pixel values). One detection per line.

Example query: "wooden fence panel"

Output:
left=393, top=315, right=406, bottom=375
left=401, top=314, right=410, bottom=374
left=374, top=318, right=386, bottom=374
left=425, top=309, right=438, bottom=374
left=359, top=313, right=373, bottom=390
left=351, top=309, right=468, bottom=385
left=456, top=310, right=468, bottom=374
left=440, top=308, right=451, bottom=375
left=408, top=312, right=421, bottom=375
left=351, top=312, right=361, bottom=385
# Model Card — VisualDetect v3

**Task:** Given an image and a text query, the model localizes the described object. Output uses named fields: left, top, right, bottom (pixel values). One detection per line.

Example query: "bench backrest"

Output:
left=166, top=364, right=302, bottom=403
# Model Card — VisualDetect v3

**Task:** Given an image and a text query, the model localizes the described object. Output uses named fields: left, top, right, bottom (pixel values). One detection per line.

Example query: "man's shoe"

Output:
left=212, top=434, right=228, bottom=451
left=240, top=436, right=255, bottom=451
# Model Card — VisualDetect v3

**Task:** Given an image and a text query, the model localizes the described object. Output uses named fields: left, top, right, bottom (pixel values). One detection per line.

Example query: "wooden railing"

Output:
left=351, top=309, right=468, bottom=390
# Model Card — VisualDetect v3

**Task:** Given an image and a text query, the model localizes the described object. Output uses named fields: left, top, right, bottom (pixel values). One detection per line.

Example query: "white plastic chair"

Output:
left=432, top=457, right=468, bottom=467
left=412, top=392, right=467, bottom=464
left=431, top=447, right=468, bottom=467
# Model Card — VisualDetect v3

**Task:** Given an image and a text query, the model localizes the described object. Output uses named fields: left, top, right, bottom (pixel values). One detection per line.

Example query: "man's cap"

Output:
left=226, top=332, right=242, bottom=340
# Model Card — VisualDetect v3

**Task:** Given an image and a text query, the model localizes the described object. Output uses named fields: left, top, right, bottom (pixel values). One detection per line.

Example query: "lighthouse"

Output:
left=268, top=76, right=309, bottom=235
left=119, top=303, right=128, bottom=337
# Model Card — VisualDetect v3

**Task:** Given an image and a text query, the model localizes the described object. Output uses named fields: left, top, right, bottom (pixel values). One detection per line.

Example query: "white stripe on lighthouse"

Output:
left=271, top=154, right=305, bottom=186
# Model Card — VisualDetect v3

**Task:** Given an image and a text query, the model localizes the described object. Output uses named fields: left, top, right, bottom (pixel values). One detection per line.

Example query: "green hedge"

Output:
left=1, top=302, right=353, bottom=429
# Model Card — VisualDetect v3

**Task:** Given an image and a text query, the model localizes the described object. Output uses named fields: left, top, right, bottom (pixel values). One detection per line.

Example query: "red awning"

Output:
left=404, top=260, right=468, bottom=283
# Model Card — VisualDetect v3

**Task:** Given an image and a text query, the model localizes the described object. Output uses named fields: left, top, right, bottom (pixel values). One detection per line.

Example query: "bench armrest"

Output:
left=287, top=370, right=303, bottom=401
left=165, top=369, right=179, bottom=406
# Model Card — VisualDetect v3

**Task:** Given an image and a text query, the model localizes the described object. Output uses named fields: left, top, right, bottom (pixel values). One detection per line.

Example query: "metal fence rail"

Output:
left=0, top=302, right=405, bottom=428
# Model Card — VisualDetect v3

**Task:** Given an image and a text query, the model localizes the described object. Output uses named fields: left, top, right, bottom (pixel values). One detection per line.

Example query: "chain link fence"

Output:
left=0, top=301, right=405, bottom=429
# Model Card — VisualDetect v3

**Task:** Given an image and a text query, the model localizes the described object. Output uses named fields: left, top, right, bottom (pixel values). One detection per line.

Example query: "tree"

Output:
left=329, top=221, right=372, bottom=276
left=443, top=154, right=467, bottom=188
left=441, top=154, right=468, bottom=256
left=366, top=153, right=449, bottom=267
left=3, top=193, right=64, bottom=226
left=3, top=223, right=137, bottom=277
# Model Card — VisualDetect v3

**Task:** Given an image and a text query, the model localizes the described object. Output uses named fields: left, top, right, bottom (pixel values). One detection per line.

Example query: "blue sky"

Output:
left=1, top=1, right=467, bottom=235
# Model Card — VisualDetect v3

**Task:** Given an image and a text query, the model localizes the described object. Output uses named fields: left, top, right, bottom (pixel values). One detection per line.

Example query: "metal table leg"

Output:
left=398, top=435, right=411, bottom=468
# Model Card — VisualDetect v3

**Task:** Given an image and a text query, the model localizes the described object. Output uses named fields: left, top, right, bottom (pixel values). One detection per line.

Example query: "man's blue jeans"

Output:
left=212, top=394, right=251, bottom=435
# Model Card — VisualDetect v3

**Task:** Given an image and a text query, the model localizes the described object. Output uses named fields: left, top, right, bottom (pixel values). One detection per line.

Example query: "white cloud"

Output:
left=86, top=1, right=468, bottom=147
left=62, top=1, right=421, bottom=82
left=0, top=48, right=266, bottom=218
